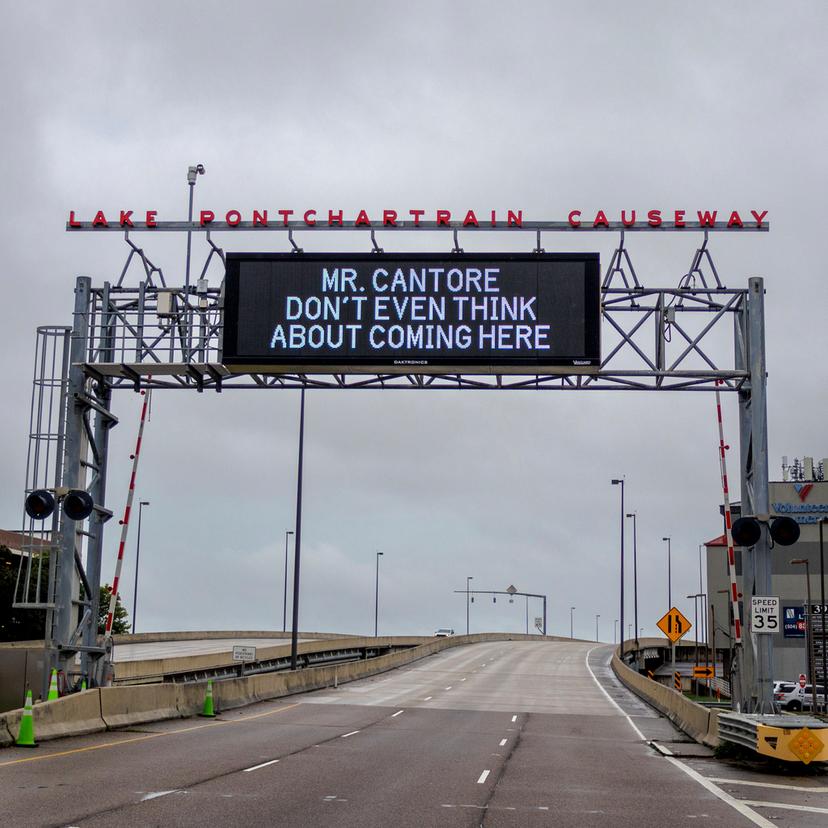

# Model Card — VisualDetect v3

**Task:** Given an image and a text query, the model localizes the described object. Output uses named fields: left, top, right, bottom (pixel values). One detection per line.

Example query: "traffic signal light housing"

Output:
left=731, top=515, right=801, bottom=547
left=62, top=490, right=94, bottom=521
left=769, top=516, right=800, bottom=546
left=24, top=488, right=95, bottom=522
left=24, top=489, right=55, bottom=520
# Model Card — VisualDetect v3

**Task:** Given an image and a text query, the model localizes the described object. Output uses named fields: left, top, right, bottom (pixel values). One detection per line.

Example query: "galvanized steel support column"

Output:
left=737, top=277, right=772, bottom=712
left=82, top=282, right=116, bottom=686
left=48, top=277, right=92, bottom=694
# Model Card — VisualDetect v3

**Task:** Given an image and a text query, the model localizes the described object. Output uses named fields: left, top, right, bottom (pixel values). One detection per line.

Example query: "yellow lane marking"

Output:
left=0, top=702, right=301, bottom=768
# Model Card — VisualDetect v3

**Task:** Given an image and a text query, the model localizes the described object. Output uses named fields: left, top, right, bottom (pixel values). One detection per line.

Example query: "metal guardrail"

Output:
left=718, top=712, right=762, bottom=750
left=719, top=711, right=828, bottom=758
left=117, top=644, right=414, bottom=685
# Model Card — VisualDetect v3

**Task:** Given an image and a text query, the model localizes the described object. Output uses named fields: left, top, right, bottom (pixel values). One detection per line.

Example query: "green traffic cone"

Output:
left=47, top=669, right=59, bottom=701
left=16, top=690, right=37, bottom=748
left=81, top=679, right=87, bottom=691
left=199, top=679, right=216, bottom=718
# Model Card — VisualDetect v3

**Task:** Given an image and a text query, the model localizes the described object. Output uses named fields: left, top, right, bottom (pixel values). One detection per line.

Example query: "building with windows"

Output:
left=706, top=457, right=827, bottom=684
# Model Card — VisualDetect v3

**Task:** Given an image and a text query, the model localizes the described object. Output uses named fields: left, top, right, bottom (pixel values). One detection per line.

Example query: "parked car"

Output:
left=800, top=685, right=827, bottom=711
left=434, top=628, right=455, bottom=637
left=776, top=683, right=827, bottom=712
left=774, top=682, right=802, bottom=710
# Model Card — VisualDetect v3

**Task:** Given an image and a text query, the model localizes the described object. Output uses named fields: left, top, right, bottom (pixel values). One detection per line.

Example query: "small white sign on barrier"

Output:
left=232, top=645, right=257, bottom=662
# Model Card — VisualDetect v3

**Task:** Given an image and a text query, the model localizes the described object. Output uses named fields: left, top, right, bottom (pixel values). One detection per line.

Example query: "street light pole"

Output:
left=525, top=594, right=529, bottom=635
left=282, top=530, right=294, bottom=632
left=184, top=164, right=205, bottom=294
left=595, top=613, right=600, bottom=642
left=626, top=512, right=639, bottom=655
left=663, top=536, right=673, bottom=668
left=662, top=537, right=672, bottom=609
left=374, top=551, right=384, bottom=637
left=820, top=518, right=827, bottom=703
left=611, top=479, right=625, bottom=659
left=687, top=593, right=701, bottom=670
left=614, top=619, right=618, bottom=645
left=290, top=386, right=306, bottom=671
left=466, top=576, right=473, bottom=636
left=131, top=500, right=150, bottom=635
left=792, top=558, right=817, bottom=713
left=570, top=606, right=575, bottom=639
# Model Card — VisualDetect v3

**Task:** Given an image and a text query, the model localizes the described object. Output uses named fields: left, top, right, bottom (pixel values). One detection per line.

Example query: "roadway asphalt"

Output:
left=2, top=640, right=826, bottom=827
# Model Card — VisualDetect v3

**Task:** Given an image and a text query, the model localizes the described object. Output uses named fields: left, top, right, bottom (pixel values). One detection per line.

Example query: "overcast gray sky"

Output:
left=2, top=3, right=826, bottom=642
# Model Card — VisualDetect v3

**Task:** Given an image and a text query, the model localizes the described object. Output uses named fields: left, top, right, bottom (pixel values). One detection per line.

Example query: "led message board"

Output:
left=221, top=253, right=600, bottom=374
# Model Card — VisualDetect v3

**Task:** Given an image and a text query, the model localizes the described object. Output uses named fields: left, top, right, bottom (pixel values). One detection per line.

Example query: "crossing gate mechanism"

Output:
left=13, top=202, right=774, bottom=712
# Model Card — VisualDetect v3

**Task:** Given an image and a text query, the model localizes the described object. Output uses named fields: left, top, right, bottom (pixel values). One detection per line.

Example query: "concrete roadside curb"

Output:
left=611, top=651, right=719, bottom=748
left=0, top=718, right=14, bottom=747
left=0, top=690, right=106, bottom=743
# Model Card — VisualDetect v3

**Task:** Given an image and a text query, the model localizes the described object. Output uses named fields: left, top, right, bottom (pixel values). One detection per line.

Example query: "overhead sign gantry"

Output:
left=14, top=177, right=773, bottom=715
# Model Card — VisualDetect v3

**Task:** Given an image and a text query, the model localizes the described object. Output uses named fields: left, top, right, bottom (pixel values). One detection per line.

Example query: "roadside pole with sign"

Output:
left=232, top=644, right=257, bottom=677
left=657, top=607, right=692, bottom=689
left=750, top=597, right=780, bottom=635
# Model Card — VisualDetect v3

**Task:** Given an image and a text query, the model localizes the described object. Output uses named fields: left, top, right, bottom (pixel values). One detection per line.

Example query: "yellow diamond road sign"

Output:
left=790, top=727, right=824, bottom=765
left=657, top=607, right=692, bottom=643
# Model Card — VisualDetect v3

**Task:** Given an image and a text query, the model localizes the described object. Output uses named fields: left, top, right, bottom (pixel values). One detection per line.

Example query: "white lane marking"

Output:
left=740, top=800, right=828, bottom=815
left=650, top=741, right=674, bottom=756
left=499, top=738, right=508, bottom=747
left=392, top=710, right=404, bottom=717
left=511, top=715, right=517, bottom=722
left=341, top=730, right=360, bottom=738
left=140, top=790, right=181, bottom=801
left=584, top=646, right=646, bottom=740
left=445, top=686, right=453, bottom=690
left=477, top=769, right=491, bottom=784
left=664, top=758, right=775, bottom=828
left=243, top=759, right=280, bottom=773
left=461, top=677, right=467, bottom=682
left=423, top=696, right=433, bottom=701
left=708, top=778, right=828, bottom=793
left=586, top=647, right=773, bottom=828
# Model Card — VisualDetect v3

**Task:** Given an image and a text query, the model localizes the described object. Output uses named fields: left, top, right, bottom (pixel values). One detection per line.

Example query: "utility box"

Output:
left=156, top=290, right=178, bottom=318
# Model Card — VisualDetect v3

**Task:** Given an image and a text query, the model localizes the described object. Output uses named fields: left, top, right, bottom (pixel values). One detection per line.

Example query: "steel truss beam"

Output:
left=78, top=283, right=749, bottom=393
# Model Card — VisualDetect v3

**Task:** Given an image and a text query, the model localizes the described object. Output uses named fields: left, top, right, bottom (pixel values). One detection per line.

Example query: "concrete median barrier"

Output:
left=0, top=717, right=14, bottom=747
left=611, top=651, right=718, bottom=747
left=100, top=683, right=181, bottom=729
left=1, top=690, right=105, bottom=743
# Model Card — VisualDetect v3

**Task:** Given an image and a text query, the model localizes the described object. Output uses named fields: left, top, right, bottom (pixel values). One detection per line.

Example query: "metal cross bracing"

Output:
left=75, top=229, right=750, bottom=393
left=18, top=225, right=770, bottom=714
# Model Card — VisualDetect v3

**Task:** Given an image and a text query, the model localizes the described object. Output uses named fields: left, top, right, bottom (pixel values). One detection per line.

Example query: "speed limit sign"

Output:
left=751, top=596, right=780, bottom=633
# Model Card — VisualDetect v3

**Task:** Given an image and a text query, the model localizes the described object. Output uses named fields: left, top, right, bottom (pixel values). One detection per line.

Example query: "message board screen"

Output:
left=221, top=253, right=600, bottom=373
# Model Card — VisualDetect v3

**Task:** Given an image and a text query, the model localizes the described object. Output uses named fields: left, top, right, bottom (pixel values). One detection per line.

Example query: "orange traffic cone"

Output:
left=16, top=690, right=37, bottom=747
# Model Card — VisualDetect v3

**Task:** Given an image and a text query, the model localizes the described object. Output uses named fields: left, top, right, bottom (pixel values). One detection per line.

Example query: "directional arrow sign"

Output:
left=693, top=666, right=715, bottom=679
left=657, top=607, right=692, bottom=644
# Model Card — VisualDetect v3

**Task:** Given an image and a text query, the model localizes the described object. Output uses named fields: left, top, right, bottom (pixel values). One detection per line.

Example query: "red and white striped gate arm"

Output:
left=104, top=385, right=151, bottom=638
left=714, top=381, right=742, bottom=645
